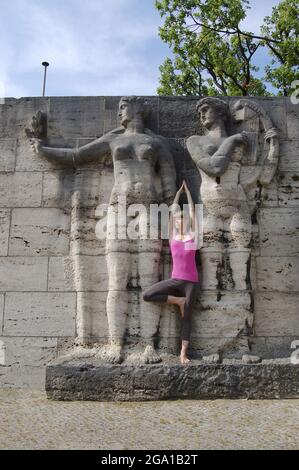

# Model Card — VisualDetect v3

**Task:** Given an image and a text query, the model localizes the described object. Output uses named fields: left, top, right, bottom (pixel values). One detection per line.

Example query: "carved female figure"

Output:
left=30, top=97, right=176, bottom=364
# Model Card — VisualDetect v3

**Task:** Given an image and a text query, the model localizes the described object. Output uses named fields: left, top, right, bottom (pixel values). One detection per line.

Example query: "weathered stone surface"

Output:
left=9, top=208, right=70, bottom=256
left=159, top=97, right=204, bottom=138
left=3, top=292, right=76, bottom=336
left=48, top=97, right=105, bottom=139
left=257, top=97, right=288, bottom=138
left=254, top=292, right=299, bottom=336
left=42, top=169, right=75, bottom=208
left=46, top=358, right=299, bottom=400
left=285, top=97, right=299, bottom=140
left=0, top=337, right=57, bottom=368
left=278, top=139, right=299, bottom=172
left=0, top=138, right=16, bottom=172
left=70, top=254, right=109, bottom=291
left=258, top=208, right=299, bottom=256
left=76, top=291, right=109, bottom=341
left=278, top=170, right=299, bottom=207
left=194, top=291, right=252, bottom=338
left=249, top=336, right=299, bottom=359
left=16, top=138, right=77, bottom=172
left=0, top=337, right=57, bottom=388
left=0, top=257, right=48, bottom=291
left=48, top=257, right=76, bottom=291
left=0, top=172, right=42, bottom=207
left=102, top=96, right=122, bottom=134
left=0, top=295, right=4, bottom=334
left=0, top=209, right=10, bottom=256
left=0, top=97, right=49, bottom=139
left=0, top=95, right=298, bottom=391
left=256, top=256, right=299, bottom=292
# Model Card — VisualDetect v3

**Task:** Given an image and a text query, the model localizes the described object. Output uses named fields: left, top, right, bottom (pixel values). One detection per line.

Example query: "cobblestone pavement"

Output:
left=0, top=389, right=299, bottom=450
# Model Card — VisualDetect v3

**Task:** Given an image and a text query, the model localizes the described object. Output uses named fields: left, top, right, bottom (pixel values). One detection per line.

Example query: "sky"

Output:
left=0, top=0, right=281, bottom=98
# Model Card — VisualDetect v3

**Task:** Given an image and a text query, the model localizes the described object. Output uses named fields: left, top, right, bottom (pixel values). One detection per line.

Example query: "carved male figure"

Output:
left=186, top=97, right=278, bottom=290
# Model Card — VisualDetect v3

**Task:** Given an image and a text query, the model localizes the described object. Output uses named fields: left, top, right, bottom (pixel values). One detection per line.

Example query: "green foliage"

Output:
left=155, top=0, right=298, bottom=96
left=261, top=0, right=299, bottom=95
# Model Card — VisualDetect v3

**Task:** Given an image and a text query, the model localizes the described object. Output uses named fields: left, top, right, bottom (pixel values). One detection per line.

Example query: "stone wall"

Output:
left=0, top=96, right=298, bottom=388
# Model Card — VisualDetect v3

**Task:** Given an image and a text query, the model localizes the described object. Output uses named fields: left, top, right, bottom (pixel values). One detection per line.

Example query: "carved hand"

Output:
left=264, top=127, right=279, bottom=142
left=230, top=131, right=249, bottom=147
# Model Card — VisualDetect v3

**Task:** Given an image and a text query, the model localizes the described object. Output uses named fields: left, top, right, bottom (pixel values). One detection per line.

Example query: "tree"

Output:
left=261, top=0, right=299, bottom=96
left=156, top=0, right=299, bottom=96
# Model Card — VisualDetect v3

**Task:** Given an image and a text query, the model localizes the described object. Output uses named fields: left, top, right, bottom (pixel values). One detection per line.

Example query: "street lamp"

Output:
left=42, top=61, right=49, bottom=97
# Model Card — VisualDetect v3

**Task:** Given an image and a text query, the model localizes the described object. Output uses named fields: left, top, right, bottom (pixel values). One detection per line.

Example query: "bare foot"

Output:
left=177, top=297, right=186, bottom=318
left=180, top=353, right=191, bottom=364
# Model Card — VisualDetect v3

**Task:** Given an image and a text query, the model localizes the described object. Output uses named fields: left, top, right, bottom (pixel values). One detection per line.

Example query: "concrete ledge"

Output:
left=46, top=357, right=299, bottom=401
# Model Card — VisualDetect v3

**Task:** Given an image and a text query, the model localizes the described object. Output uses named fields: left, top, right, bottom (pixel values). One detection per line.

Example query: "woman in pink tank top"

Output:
left=143, top=180, right=200, bottom=364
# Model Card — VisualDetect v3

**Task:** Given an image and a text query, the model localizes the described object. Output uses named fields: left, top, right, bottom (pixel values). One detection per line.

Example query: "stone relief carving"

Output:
left=27, top=96, right=176, bottom=364
left=186, top=97, right=279, bottom=361
left=26, top=96, right=280, bottom=365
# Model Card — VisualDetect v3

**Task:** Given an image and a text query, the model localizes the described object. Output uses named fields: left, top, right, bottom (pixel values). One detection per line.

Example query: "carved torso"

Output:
left=189, top=135, right=248, bottom=218
left=109, top=133, right=161, bottom=205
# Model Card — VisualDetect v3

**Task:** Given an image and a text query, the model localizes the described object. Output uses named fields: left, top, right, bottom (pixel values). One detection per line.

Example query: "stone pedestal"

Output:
left=46, top=356, right=299, bottom=401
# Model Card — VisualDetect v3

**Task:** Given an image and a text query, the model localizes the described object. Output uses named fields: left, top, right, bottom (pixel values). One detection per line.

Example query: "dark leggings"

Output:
left=143, top=278, right=199, bottom=342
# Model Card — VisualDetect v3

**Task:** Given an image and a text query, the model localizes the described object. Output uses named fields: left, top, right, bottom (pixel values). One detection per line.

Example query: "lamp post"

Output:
left=42, top=61, right=49, bottom=97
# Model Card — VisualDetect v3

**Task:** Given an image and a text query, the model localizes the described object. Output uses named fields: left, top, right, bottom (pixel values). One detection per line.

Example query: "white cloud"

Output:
left=0, top=0, right=280, bottom=98
left=0, top=0, right=166, bottom=97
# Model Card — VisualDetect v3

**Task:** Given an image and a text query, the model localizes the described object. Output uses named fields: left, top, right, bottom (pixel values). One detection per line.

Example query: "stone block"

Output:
left=42, top=169, right=75, bottom=209
left=76, top=291, right=109, bottom=341
left=71, top=254, right=109, bottom=291
left=0, top=138, right=16, bottom=172
left=278, top=139, right=299, bottom=172
left=0, top=336, right=57, bottom=367
left=103, top=96, right=121, bottom=134
left=249, top=336, right=298, bottom=359
left=0, top=209, right=10, bottom=256
left=194, top=291, right=252, bottom=338
left=0, top=294, right=4, bottom=334
left=48, top=97, right=105, bottom=139
left=0, top=257, right=48, bottom=291
left=258, top=208, right=299, bottom=256
left=3, top=292, right=76, bottom=337
left=46, top=358, right=299, bottom=400
left=70, top=206, right=108, bottom=256
left=0, top=172, right=42, bottom=207
left=257, top=97, right=288, bottom=138
left=16, top=137, right=77, bottom=172
left=158, top=97, right=204, bottom=138
left=285, top=97, right=299, bottom=140
left=43, top=168, right=113, bottom=214
left=254, top=292, right=299, bottom=336
left=0, top=365, right=46, bottom=389
left=48, top=257, right=76, bottom=292
left=0, top=97, right=49, bottom=139
left=278, top=170, right=299, bottom=207
left=9, top=208, right=70, bottom=256
left=256, top=256, right=299, bottom=292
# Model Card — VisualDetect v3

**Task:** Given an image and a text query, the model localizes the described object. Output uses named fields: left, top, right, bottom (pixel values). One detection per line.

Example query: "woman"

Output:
left=143, top=180, right=200, bottom=364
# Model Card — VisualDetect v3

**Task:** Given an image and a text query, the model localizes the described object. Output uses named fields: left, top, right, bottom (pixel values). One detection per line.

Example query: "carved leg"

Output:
left=138, top=240, right=163, bottom=364
left=98, top=250, right=131, bottom=363
left=228, top=247, right=251, bottom=290
left=229, top=210, right=251, bottom=290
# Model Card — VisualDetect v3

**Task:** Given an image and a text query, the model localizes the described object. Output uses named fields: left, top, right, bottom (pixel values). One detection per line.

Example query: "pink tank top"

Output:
left=170, top=238, right=199, bottom=283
